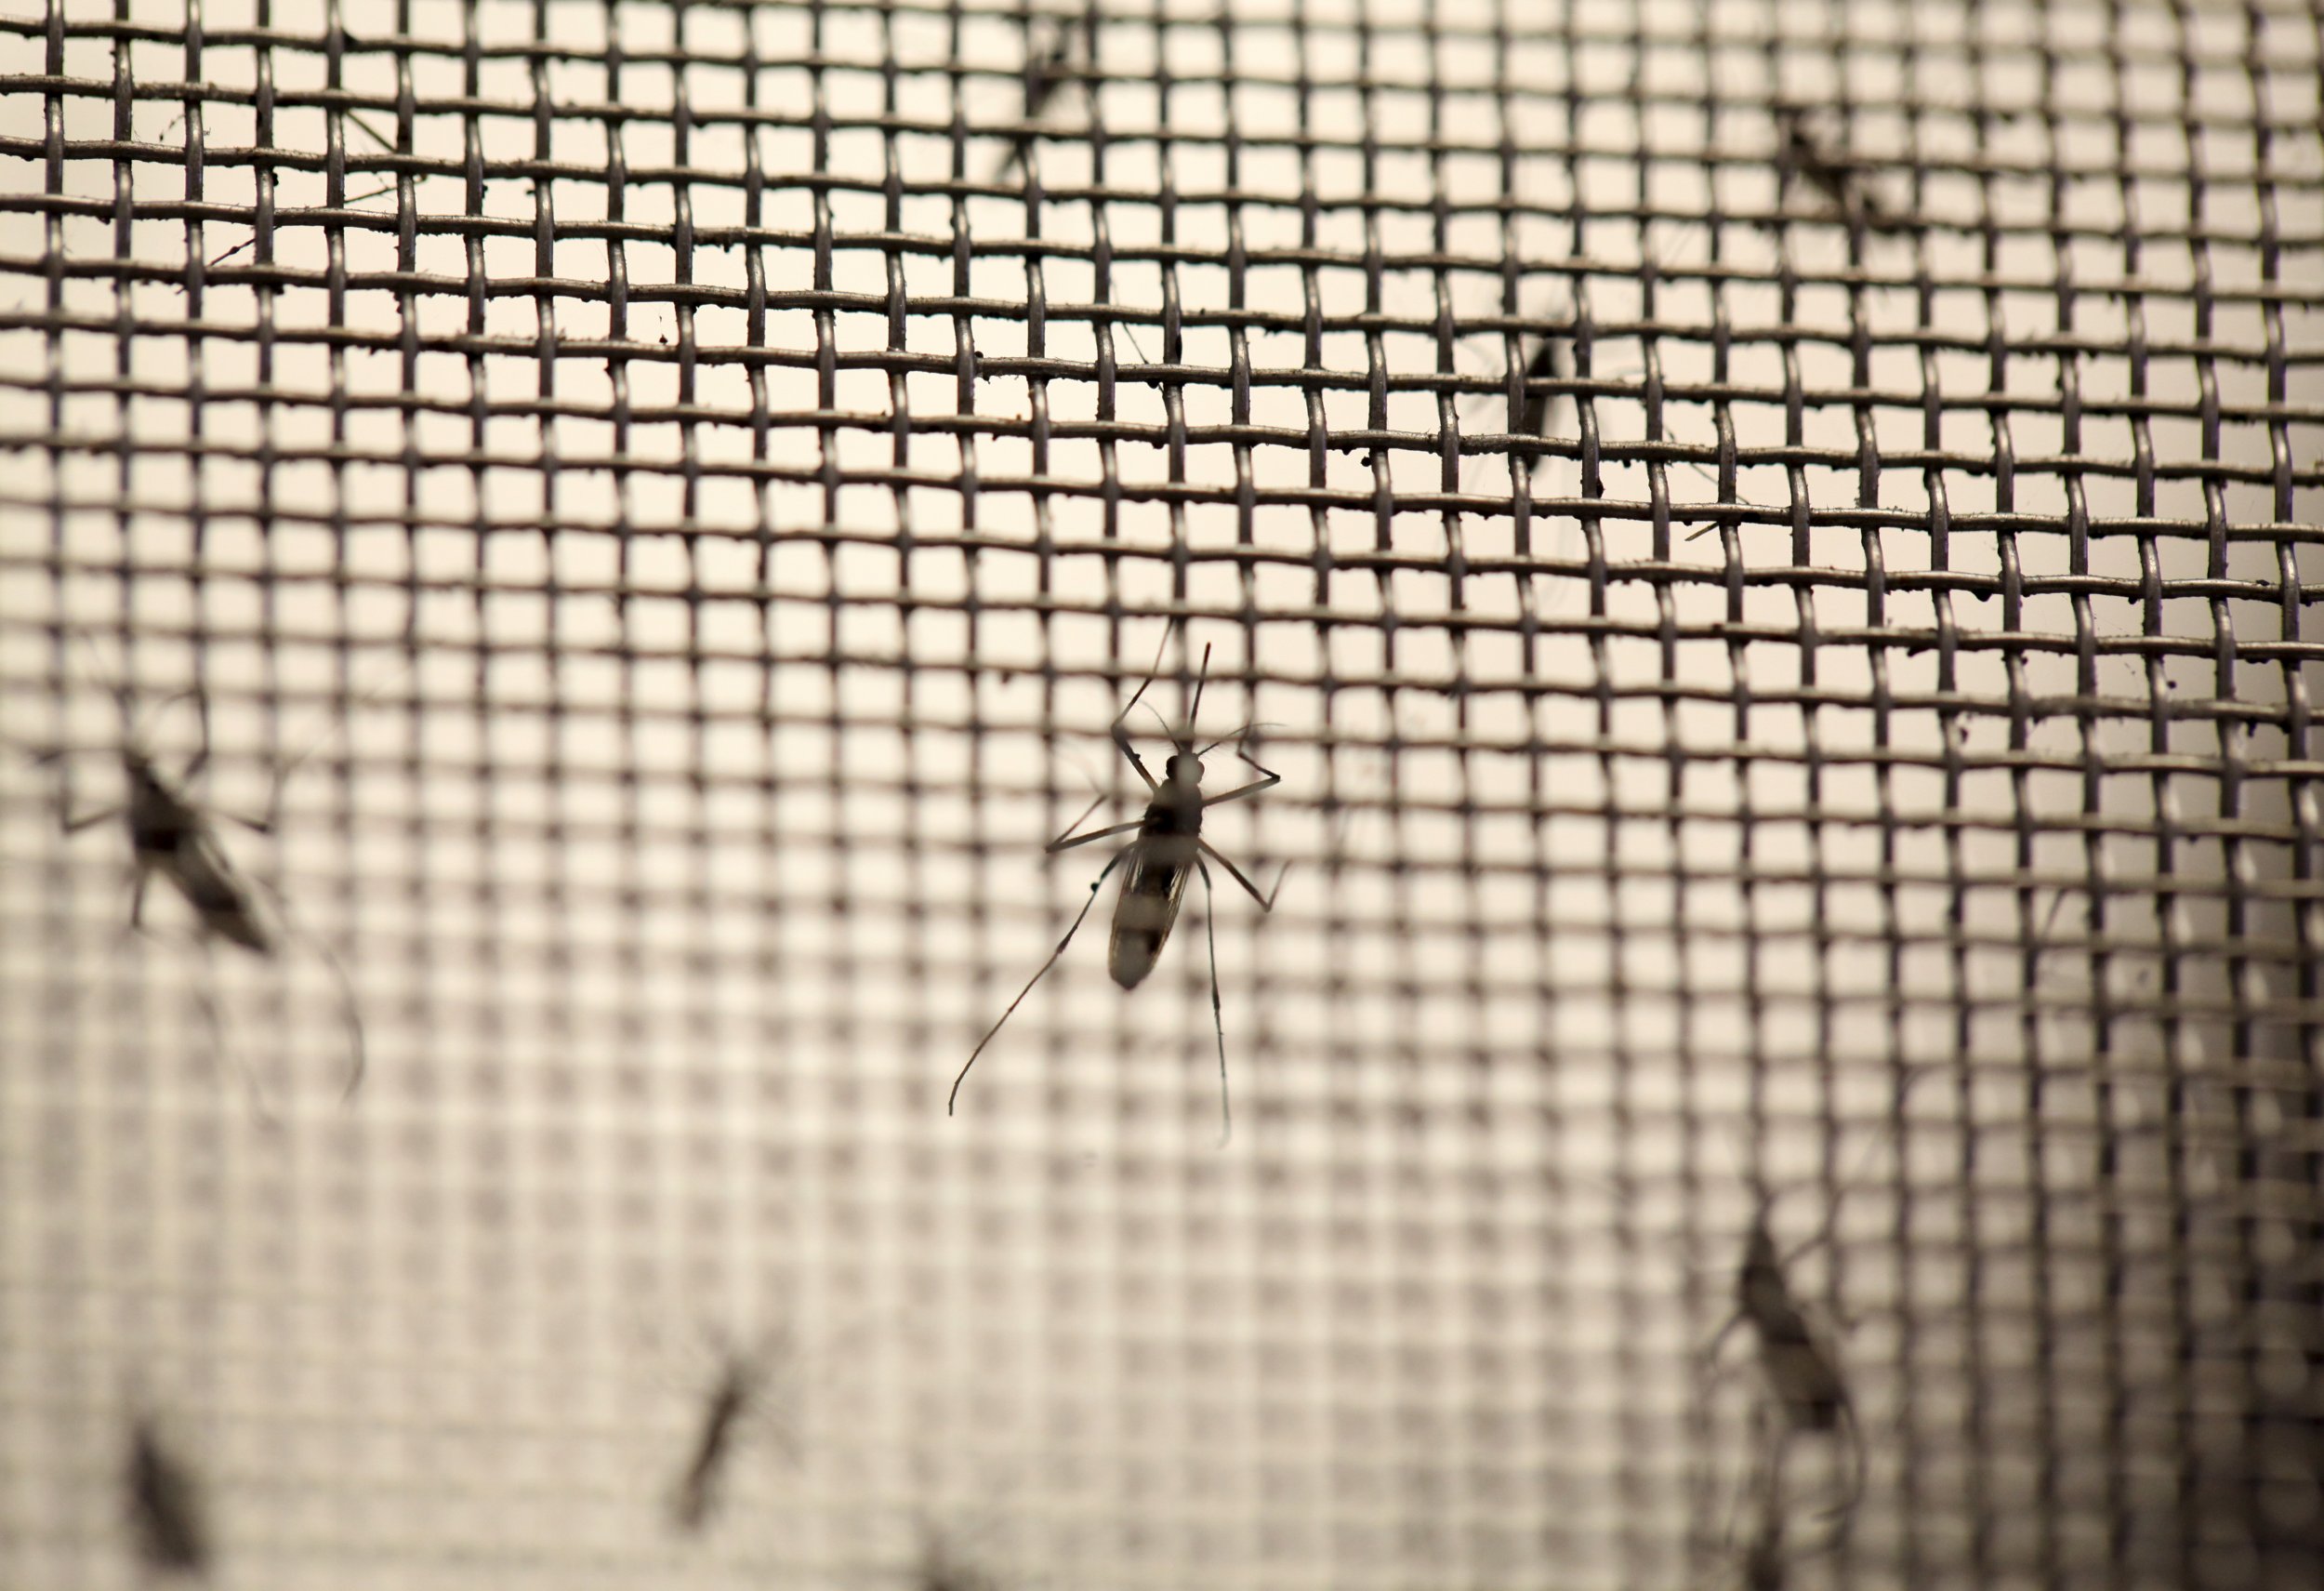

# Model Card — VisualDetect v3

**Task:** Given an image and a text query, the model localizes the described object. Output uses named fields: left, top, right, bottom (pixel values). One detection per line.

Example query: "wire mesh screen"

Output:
left=3, top=1, right=2322, bottom=1588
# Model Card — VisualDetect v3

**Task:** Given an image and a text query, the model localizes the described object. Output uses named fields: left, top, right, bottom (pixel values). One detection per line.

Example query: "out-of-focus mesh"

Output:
left=2, top=3, right=2321, bottom=1589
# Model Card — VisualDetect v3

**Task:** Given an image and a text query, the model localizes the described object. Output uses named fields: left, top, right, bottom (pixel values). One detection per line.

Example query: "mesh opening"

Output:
left=3, top=3, right=2322, bottom=1589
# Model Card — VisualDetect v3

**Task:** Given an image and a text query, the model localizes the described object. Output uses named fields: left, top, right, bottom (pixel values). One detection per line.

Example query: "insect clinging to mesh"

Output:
left=1697, top=1094, right=1926, bottom=1532
left=1509, top=322, right=1573, bottom=446
left=124, top=1409, right=209, bottom=1578
left=947, top=629, right=1286, bottom=1141
left=1708, top=1205, right=1866, bottom=1518
left=34, top=658, right=367, bottom=1106
left=1775, top=103, right=1901, bottom=233
left=668, top=1340, right=786, bottom=1534
left=992, top=9, right=1090, bottom=184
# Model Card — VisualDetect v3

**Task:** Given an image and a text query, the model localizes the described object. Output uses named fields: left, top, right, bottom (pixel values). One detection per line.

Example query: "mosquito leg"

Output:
left=310, top=930, right=367, bottom=1104
left=191, top=945, right=281, bottom=1130
left=1197, top=861, right=1231, bottom=1147
left=1110, top=720, right=1159, bottom=791
left=1827, top=1400, right=1868, bottom=1526
left=129, top=862, right=152, bottom=932
left=1048, top=814, right=1148, bottom=854
left=948, top=850, right=1126, bottom=1116
left=1195, top=775, right=1278, bottom=810
left=1699, top=1307, right=1745, bottom=1379
left=1197, top=840, right=1286, bottom=911
left=1195, top=736, right=1284, bottom=809
left=252, top=875, right=364, bottom=1101
left=61, top=803, right=125, bottom=836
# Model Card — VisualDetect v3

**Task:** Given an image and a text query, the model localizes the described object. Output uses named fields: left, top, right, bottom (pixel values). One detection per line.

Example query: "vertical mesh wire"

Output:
left=2, top=2, right=2321, bottom=1588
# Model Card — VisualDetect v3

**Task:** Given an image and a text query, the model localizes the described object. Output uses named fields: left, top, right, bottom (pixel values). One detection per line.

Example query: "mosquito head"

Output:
left=1166, top=749, right=1205, bottom=786
left=121, top=746, right=165, bottom=797
left=1740, top=1220, right=1783, bottom=1295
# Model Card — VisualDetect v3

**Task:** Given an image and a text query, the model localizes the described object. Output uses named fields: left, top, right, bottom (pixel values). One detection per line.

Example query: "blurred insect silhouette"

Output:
left=1508, top=323, right=1573, bottom=446
left=668, top=1336, right=788, bottom=1534
left=1776, top=103, right=1902, bottom=232
left=1696, top=1078, right=1933, bottom=1533
left=992, top=8, right=1093, bottom=183
left=949, top=628, right=1286, bottom=1141
left=124, top=1409, right=208, bottom=1578
left=33, top=640, right=366, bottom=1107
left=1704, top=1197, right=1866, bottom=1520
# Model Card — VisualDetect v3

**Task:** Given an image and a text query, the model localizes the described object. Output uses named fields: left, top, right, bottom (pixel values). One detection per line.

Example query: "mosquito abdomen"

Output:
left=174, top=851, right=271, bottom=953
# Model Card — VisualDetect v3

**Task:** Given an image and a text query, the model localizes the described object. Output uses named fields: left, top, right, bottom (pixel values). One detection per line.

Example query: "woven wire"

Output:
left=1, top=1, right=2321, bottom=1588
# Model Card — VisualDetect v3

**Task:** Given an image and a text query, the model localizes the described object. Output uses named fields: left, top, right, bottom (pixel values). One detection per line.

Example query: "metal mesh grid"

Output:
left=2, top=1, right=2321, bottom=1587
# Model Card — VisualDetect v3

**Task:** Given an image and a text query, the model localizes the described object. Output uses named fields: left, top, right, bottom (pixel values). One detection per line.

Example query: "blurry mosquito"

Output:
left=33, top=645, right=367, bottom=1107
left=1508, top=323, right=1572, bottom=446
left=992, top=9, right=1091, bottom=184
left=1776, top=103, right=1902, bottom=233
left=1698, top=1074, right=1930, bottom=1528
left=1704, top=1198, right=1867, bottom=1521
left=125, top=1410, right=209, bottom=1578
left=668, top=1337, right=787, bottom=1534
left=948, top=628, right=1286, bottom=1142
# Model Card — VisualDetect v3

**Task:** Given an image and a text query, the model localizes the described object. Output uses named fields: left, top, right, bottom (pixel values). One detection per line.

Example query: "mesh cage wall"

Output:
left=1, top=2, right=2321, bottom=1589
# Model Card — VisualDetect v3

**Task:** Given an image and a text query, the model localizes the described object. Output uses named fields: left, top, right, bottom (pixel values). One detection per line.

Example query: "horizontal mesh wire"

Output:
left=2, top=0, right=2323, bottom=1587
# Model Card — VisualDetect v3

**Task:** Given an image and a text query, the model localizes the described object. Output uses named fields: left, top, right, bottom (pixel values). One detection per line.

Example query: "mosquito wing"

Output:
left=1108, top=836, right=1194, bottom=989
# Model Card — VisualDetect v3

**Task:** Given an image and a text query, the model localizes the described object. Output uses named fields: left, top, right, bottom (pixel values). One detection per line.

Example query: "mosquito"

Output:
left=124, top=1409, right=209, bottom=1578
left=992, top=10, right=1089, bottom=184
left=1776, top=103, right=1901, bottom=233
left=1697, top=1077, right=1929, bottom=1530
left=1508, top=323, right=1572, bottom=445
left=947, top=630, right=1285, bottom=1141
left=34, top=654, right=367, bottom=1106
left=1705, top=1204, right=1866, bottom=1519
left=668, top=1338, right=786, bottom=1534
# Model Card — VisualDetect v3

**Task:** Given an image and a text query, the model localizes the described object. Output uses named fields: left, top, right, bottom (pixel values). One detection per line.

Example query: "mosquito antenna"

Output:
left=1199, top=863, right=1230, bottom=1147
left=1765, top=1061, right=1932, bottom=1265
left=1183, top=643, right=1214, bottom=744
left=257, top=649, right=416, bottom=827
left=317, top=932, right=367, bottom=1103
left=948, top=852, right=1127, bottom=1115
left=1198, top=720, right=1288, bottom=759
left=69, top=629, right=137, bottom=733
left=1113, top=619, right=1180, bottom=739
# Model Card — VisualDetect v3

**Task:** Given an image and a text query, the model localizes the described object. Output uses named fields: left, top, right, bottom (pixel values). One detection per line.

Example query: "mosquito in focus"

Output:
left=948, top=630, right=1286, bottom=1141
left=33, top=656, right=367, bottom=1107
left=124, top=1409, right=209, bottom=1578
